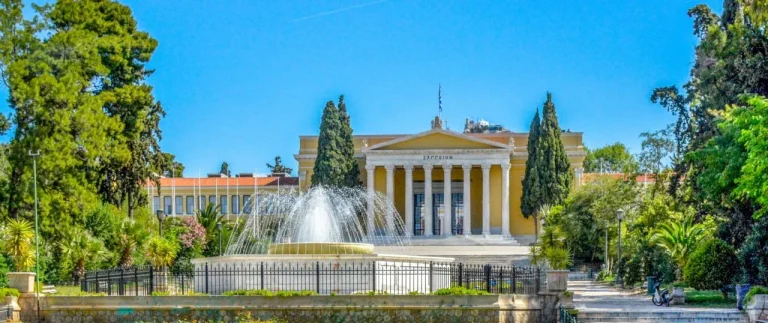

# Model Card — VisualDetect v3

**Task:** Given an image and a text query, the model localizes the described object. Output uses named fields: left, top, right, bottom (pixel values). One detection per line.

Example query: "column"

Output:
left=365, top=164, right=376, bottom=237
left=442, top=163, right=452, bottom=236
left=481, top=163, right=491, bottom=236
left=385, top=164, right=395, bottom=232
left=501, top=162, right=511, bottom=237
left=462, top=164, right=472, bottom=236
left=404, top=164, right=414, bottom=237
left=424, top=164, right=433, bottom=237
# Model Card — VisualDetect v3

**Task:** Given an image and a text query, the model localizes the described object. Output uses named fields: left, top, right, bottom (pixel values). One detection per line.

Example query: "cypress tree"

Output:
left=521, top=109, right=542, bottom=218
left=337, top=95, right=361, bottom=187
left=312, top=100, right=346, bottom=187
left=538, top=92, right=572, bottom=206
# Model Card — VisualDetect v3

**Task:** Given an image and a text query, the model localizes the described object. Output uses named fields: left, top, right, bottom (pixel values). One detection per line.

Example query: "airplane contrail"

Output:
left=292, top=0, right=388, bottom=22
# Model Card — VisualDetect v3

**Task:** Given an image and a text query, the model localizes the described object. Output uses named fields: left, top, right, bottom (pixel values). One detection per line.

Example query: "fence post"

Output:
left=119, top=268, right=125, bottom=296
left=315, top=262, right=320, bottom=294
left=372, top=261, right=377, bottom=293
left=498, top=267, right=503, bottom=294
left=485, top=265, right=491, bottom=293
left=429, top=262, right=434, bottom=293
left=512, top=267, right=517, bottom=294
left=535, top=268, right=541, bottom=293
left=458, top=263, right=463, bottom=288
left=149, top=265, right=154, bottom=295
left=107, top=270, right=112, bottom=295
left=134, top=268, right=139, bottom=296
left=95, top=271, right=100, bottom=294
left=260, top=262, right=264, bottom=290
left=205, top=263, right=209, bottom=294
left=82, top=272, right=87, bottom=292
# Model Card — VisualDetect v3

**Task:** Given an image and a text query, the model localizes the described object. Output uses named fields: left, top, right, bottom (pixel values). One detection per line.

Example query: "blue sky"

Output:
left=11, top=0, right=721, bottom=176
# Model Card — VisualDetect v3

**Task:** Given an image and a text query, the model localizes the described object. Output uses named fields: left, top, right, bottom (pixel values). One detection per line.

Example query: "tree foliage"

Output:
left=521, top=109, right=542, bottom=219
left=583, top=142, right=636, bottom=174
left=312, top=96, right=359, bottom=188
left=0, top=218, right=35, bottom=271
left=684, top=238, right=738, bottom=292
left=652, top=214, right=712, bottom=273
left=538, top=93, right=572, bottom=206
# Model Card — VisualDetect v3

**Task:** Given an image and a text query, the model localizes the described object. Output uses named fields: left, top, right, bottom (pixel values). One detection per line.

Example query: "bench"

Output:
left=42, top=285, right=57, bottom=294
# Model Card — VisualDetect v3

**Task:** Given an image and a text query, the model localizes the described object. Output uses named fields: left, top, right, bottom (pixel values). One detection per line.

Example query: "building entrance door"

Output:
left=413, top=193, right=426, bottom=236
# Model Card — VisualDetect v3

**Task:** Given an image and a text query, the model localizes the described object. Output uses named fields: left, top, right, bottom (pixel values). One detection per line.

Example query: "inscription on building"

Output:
left=422, top=155, right=453, bottom=160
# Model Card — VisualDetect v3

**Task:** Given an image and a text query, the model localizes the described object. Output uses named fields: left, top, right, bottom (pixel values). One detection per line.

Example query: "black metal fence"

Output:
left=559, top=306, right=579, bottom=323
left=82, top=261, right=544, bottom=296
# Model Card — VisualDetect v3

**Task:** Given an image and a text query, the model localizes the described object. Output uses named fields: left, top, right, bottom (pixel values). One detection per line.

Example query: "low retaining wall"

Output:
left=747, top=294, right=768, bottom=322
left=20, top=293, right=560, bottom=323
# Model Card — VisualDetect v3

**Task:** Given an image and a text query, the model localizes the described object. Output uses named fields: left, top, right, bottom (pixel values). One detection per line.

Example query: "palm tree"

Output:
left=0, top=219, right=35, bottom=271
left=652, top=215, right=711, bottom=280
left=145, top=237, right=178, bottom=268
left=196, top=204, right=223, bottom=239
left=116, top=219, right=151, bottom=268
left=61, top=228, right=110, bottom=282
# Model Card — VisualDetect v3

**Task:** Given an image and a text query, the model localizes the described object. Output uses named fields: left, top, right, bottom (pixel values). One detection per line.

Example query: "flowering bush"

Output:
left=179, top=217, right=206, bottom=249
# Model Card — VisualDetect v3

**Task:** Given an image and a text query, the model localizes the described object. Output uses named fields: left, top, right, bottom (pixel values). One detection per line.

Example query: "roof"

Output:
left=147, top=176, right=299, bottom=188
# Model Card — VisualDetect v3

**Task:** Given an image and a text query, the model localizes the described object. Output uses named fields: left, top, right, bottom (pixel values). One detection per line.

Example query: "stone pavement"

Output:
left=572, top=280, right=748, bottom=322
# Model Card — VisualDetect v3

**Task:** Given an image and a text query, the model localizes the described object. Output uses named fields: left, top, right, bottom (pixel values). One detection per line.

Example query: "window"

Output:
left=186, top=196, right=194, bottom=214
left=175, top=196, right=183, bottom=215
left=232, top=195, right=240, bottom=214
left=209, top=195, right=216, bottom=208
left=243, top=195, right=252, bottom=214
left=164, top=196, right=172, bottom=215
left=220, top=195, right=228, bottom=214
left=199, top=195, right=206, bottom=209
left=153, top=196, right=160, bottom=214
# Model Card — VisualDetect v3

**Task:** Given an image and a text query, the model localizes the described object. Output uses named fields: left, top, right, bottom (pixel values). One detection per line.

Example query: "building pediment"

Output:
left=363, top=128, right=511, bottom=152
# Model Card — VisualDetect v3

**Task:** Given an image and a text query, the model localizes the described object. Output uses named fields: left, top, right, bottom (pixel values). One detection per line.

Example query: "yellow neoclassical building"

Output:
left=295, top=117, right=586, bottom=240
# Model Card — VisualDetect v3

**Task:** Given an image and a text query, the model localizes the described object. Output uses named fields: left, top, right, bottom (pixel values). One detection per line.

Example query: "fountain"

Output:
left=191, top=186, right=453, bottom=295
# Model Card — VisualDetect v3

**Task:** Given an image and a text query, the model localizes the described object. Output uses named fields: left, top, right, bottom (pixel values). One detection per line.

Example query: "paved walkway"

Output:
left=572, top=280, right=743, bottom=313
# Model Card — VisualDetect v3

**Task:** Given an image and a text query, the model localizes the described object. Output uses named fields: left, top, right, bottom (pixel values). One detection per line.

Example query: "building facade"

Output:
left=295, top=117, right=586, bottom=239
left=146, top=174, right=298, bottom=220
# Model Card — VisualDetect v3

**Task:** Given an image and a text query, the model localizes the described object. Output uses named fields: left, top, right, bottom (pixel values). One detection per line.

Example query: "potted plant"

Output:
left=2, top=219, right=38, bottom=293
left=670, top=282, right=686, bottom=305
left=531, top=220, right=572, bottom=292
left=559, top=290, right=574, bottom=308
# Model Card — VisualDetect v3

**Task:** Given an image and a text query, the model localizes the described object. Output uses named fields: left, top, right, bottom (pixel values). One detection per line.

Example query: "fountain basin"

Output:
left=268, top=242, right=374, bottom=255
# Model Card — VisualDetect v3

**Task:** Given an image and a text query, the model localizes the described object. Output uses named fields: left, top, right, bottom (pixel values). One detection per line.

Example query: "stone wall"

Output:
left=747, top=294, right=768, bottom=322
left=20, top=293, right=560, bottom=323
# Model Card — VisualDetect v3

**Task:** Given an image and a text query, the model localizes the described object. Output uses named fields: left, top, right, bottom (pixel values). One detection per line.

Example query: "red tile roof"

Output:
left=147, top=176, right=299, bottom=187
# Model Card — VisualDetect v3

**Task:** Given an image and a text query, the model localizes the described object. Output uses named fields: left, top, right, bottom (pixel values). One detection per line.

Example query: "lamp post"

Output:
left=28, top=150, right=40, bottom=320
left=616, top=208, right=624, bottom=288
left=156, top=210, right=166, bottom=236
left=217, top=222, right=223, bottom=256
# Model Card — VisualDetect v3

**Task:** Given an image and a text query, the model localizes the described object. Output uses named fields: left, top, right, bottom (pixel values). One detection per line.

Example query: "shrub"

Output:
left=222, top=289, right=317, bottom=297
left=432, top=286, right=491, bottom=296
left=353, top=290, right=389, bottom=296
left=684, top=239, right=738, bottom=292
left=739, top=216, right=768, bottom=285
left=745, top=286, right=768, bottom=304
left=0, top=288, right=20, bottom=297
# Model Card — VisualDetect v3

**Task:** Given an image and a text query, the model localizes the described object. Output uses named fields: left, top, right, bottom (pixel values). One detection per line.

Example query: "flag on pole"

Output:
left=438, top=83, right=442, bottom=113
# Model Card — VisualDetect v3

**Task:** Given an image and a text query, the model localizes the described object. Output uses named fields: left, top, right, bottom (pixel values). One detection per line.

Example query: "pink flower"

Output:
left=179, top=217, right=206, bottom=248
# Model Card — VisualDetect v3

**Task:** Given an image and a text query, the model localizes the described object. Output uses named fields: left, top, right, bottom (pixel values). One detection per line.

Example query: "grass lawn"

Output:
left=48, top=286, right=81, bottom=296
left=684, top=289, right=736, bottom=308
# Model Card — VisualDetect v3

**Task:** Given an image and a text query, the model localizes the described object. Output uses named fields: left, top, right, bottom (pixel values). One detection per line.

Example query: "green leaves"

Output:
left=145, top=236, right=178, bottom=268
left=0, top=218, right=35, bottom=271
left=312, top=96, right=359, bottom=188
left=684, top=238, right=738, bottom=291
left=651, top=214, right=712, bottom=270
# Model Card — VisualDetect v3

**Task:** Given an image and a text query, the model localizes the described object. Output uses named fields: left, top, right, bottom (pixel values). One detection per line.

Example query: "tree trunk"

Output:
left=533, top=215, right=539, bottom=243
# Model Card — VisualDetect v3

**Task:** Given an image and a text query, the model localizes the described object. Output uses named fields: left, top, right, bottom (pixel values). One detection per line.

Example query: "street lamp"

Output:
left=217, top=222, right=223, bottom=256
left=28, top=150, right=40, bottom=320
left=616, top=208, right=625, bottom=288
left=156, top=210, right=166, bottom=236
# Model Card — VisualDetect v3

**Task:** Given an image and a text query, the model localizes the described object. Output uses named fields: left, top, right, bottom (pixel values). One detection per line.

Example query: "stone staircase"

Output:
left=578, top=310, right=748, bottom=322
left=408, top=235, right=521, bottom=246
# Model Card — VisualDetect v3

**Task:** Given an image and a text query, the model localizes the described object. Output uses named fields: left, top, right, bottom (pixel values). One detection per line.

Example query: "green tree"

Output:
left=0, top=218, right=35, bottom=271
left=145, top=236, right=178, bottom=268
left=161, top=153, right=185, bottom=178
left=266, top=156, right=292, bottom=175
left=61, top=228, right=110, bottom=282
left=637, top=128, right=674, bottom=197
left=521, top=109, right=543, bottom=239
left=583, top=143, right=636, bottom=174
left=684, top=238, right=738, bottom=295
left=337, top=95, right=360, bottom=187
left=652, top=214, right=712, bottom=280
left=312, top=100, right=346, bottom=187
left=538, top=93, right=572, bottom=207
